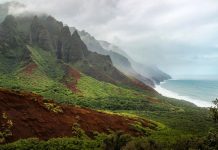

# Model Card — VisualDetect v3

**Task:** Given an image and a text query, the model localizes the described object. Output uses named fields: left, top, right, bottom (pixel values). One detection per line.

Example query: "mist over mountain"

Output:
left=70, top=28, right=153, bottom=86
left=71, top=27, right=170, bottom=86
left=99, top=40, right=171, bottom=84
left=0, top=1, right=25, bottom=21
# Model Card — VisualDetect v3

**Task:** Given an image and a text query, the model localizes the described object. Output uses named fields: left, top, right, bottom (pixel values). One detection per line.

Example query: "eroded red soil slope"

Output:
left=0, top=89, right=154, bottom=143
left=62, top=64, right=81, bottom=92
left=21, top=62, right=38, bottom=74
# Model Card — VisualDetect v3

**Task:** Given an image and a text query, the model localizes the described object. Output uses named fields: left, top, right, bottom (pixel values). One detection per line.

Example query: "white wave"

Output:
left=154, top=84, right=213, bottom=107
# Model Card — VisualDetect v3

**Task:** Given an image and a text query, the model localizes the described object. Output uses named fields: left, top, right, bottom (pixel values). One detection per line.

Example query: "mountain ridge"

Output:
left=1, top=14, right=154, bottom=92
left=71, top=27, right=171, bottom=86
left=99, top=40, right=171, bottom=84
left=70, top=28, right=155, bottom=87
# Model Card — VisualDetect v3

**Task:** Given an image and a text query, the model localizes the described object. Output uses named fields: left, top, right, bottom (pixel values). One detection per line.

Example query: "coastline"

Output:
left=154, top=80, right=213, bottom=108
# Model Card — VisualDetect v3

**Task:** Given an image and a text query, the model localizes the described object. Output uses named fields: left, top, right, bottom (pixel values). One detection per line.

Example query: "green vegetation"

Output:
left=210, top=98, right=218, bottom=123
left=43, top=101, right=63, bottom=113
left=1, top=131, right=217, bottom=150
left=0, top=46, right=152, bottom=105
left=77, top=76, right=143, bottom=99
left=130, top=123, right=153, bottom=136
left=0, top=137, right=104, bottom=150
left=0, top=15, right=216, bottom=149
left=72, top=123, right=88, bottom=139
left=0, top=112, right=13, bottom=144
left=0, top=45, right=215, bottom=149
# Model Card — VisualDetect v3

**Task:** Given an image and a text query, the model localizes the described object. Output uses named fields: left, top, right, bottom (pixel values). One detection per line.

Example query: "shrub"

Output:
left=122, top=138, right=161, bottom=150
left=210, top=99, right=218, bottom=123
left=130, top=122, right=153, bottom=136
left=43, top=102, right=63, bottom=113
left=72, top=123, right=88, bottom=139
left=0, top=112, right=13, bottom=144
left=103, top=132, right=132, bottom=150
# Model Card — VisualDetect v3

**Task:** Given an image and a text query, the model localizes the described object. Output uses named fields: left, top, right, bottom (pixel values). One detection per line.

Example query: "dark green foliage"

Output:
left=210, top=99, right=218, bottom=123
left=0, top=137, right=103, bottom=150
left=103, top=132, right=132, bottom=150
left=0, top=132, right=217, bottom=150
left=122, top=138, right=161, bottom=150
left=130, top=122, right=153, bottom=136
left=72, top=123, right=88, bottom=139
left=204, top=130, right=218, bottom=149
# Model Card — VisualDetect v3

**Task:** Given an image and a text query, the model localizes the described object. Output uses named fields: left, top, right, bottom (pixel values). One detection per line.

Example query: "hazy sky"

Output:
left=1, top=0, right=218, bottom=78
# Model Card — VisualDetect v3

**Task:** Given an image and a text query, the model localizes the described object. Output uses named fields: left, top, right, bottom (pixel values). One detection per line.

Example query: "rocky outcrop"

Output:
left=76, top=30, right=108, bottom=55
left=70, top=30, right=89, bottom=62
left=0, top=15, right=19, bottom=49
left=30, top=16, right=53, bottom=51
left=29, top=16, right=89, bottom=63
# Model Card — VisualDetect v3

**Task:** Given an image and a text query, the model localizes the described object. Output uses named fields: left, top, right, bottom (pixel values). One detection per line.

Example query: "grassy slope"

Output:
left=0, top=46, right=150, bottom=104
left=0, top=46, right=215, bottom=147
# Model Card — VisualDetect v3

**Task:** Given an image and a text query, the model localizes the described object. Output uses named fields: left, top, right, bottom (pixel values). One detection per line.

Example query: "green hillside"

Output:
left=0, top=14, right=217, bottom=149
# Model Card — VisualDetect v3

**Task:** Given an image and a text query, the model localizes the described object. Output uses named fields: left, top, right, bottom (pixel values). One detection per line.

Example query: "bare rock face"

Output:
left=0, top=15, right=27, bottom=57
left=30, top=16, right=53, bottom=51
left=0, top=15, right=19, bottom=49
left=70, top=30, right=89, bottom=62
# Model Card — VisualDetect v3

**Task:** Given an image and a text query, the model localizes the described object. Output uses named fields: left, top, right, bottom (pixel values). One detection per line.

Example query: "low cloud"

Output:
left=2, top=0, right=218, bottom=77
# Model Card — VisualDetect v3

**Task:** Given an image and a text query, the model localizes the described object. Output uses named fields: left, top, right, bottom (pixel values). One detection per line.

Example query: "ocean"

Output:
left=154, top=79, right=218, bottom=107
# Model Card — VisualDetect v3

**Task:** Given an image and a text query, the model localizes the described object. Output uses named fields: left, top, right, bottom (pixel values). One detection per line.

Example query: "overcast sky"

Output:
left=1, top=0, right=218, bottom=78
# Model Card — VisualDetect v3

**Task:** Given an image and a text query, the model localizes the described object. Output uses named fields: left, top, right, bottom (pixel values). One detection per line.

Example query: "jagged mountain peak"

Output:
left=71, top=27, right=108, bottom=56
left=46, top=15, right=56, bottom=22
left=61, top=26, right=71, bottom=37
left=72, top=30, right=80, bottom=38
left=2, top=15, right=17, bottom=29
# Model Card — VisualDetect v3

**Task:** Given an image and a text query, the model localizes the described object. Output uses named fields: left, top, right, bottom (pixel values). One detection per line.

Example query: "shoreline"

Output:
left=154, top=80, right=213, bottom=108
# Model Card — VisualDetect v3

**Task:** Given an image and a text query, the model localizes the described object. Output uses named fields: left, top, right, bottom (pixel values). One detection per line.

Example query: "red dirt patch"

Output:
left=62, top=65, right=81, bottom=93
left=146, top=96, right=161, bottom=104
left=131, top=78, right=155, bottom=93
left=22, top=63, right=38, bottom=75
left=0, top=88, right=155, bottom=143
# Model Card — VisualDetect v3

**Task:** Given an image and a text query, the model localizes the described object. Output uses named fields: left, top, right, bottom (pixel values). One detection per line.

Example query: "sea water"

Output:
left=155, top=79, right=218, bottom=107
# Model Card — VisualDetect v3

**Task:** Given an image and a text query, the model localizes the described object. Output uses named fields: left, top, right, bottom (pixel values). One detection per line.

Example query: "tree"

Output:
left=103, top=132, right=132, bottom=150
left=210, top=99, right=218, bottom=123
